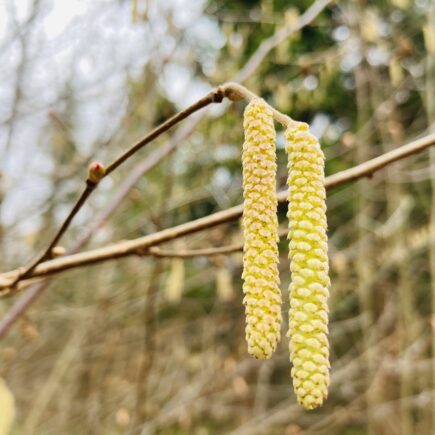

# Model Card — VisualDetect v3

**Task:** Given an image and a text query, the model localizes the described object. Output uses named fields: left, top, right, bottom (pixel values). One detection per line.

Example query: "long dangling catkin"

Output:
left=242, top=98, right=282, bottom=359
left=285, top=122, right=330, bottom=410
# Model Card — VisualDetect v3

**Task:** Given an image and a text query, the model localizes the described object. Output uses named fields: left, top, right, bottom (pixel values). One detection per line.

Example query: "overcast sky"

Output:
left=0, top=0, right=223, bottom=245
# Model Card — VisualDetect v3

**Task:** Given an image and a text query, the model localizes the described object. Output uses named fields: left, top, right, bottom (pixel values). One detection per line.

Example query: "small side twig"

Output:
left=146, top=244, right=244, bottom=258
left=11, top=180, right=98, bottom=286
left=104, top=88, right=225, bottom=175
left=6, top=83, right=286, bottom=292
left=145, top=228, right=288, bottom=258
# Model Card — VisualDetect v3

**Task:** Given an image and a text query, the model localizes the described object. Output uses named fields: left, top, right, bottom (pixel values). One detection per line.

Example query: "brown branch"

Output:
left=70, top=122, right=198, bottom=252
left=8, top=87, right=228, bottom=289
left=11, top=181, right=97, bottom=285
left=325, top=133, right=435, bottom=189
left=146, top=228, right=289, bottom=258
left=147, top=244, right=244, bottom=258
left=1, top=132, right=434, bottom=293
left=104, top=88, right=225, bottom=175
left=8, top=83, right=289, bottom=291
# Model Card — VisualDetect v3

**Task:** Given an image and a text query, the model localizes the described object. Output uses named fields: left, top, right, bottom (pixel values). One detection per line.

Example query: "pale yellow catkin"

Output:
left=242, top=98, right=282, bottom=359
left=285, top=122, right=330, bottom=410
left=0, top=378, right=15, bottom=435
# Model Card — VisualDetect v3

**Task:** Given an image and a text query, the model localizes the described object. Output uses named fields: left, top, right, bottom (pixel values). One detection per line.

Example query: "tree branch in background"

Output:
left=233, top=0, right=332, bottom=83
left=0, top=280, right=47, bottom=340
left=11, top=181, right=97, bottom=285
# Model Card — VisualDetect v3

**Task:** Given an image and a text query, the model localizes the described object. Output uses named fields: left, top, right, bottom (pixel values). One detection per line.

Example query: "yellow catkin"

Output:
left=285, top=122, right=330, bottom=410
left=242, top=98, right=282, bottom=359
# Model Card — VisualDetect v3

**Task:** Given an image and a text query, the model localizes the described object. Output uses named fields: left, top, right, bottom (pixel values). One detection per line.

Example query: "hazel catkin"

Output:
left=285, top=122, right=330, bottom=410
left=241, top=98, right=282, bottom=359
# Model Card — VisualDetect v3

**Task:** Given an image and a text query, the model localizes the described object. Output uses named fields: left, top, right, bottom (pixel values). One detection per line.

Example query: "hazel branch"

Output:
left=147, top=244, right=243, bottom=258
left=147, top=228, right=291, bottom=258
left=1, top=132, right=434, bottom=294
left=10, top=178, right=99, bottom=285
left=8, top=83, right=291, bottom=290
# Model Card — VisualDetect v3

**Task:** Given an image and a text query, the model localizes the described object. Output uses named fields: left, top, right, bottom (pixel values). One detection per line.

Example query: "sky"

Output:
left=0, top=0, right=223, bottom=250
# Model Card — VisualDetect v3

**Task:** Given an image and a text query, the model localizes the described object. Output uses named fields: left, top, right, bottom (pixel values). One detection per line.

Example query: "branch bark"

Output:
left=9, top=83, right=292, bottom=291
left=1, top=132, right=434, bottom=293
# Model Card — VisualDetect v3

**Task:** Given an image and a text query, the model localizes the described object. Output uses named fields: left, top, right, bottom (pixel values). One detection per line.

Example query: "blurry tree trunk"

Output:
left=22, top=328, right=86, bottom=434
left=391, top=154, right=414, bottom=435
left=372, top=68, right=415, bottom=435
left=132, top=262, right=161, bottom=431
left=351, top=3, right=379, bottom=433
left=355, top=76, right=378, bottom=435
left=427, top=2, right=435, bottom=433
left=0, top=0, right=40, bottom=265
left=132, top=185, right=169, bottom=432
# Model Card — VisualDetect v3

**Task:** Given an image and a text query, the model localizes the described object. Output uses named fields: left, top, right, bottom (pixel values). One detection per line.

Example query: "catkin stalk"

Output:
left=242, top=98, right=282, bottom=359
left=285, top=122, right=330, bottom=409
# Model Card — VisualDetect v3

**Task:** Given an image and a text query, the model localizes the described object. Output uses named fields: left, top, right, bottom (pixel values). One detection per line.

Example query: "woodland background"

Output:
left=1, top=0, right=435, bottom=434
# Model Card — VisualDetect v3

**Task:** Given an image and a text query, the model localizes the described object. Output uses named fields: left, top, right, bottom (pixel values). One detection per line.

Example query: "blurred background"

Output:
left=0, top=0, right=435, bottom=434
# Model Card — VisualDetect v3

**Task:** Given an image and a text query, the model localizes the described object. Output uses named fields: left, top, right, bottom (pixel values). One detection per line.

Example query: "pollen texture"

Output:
left=285, top=122, right=330, bottom=409
left=242, top=98, right=282, bottom=359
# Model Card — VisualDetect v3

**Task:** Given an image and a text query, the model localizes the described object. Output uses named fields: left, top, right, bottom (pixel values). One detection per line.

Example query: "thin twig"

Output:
left=11, top=181, right=97, bottom=285
left=147, top=228, right=289, bottom=258
left=325, top=133, right=435, bottom=188
left=9, top=87, right=227, bottom=289
left=105, top=88, right=225, bottom=175
left=8, top=83, right=288, bottom=291
left=147, top=244, right=244, bottom=258
left=70, top=122, right=198, bottom=252
left=1, top=132, right=434, bottom=292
